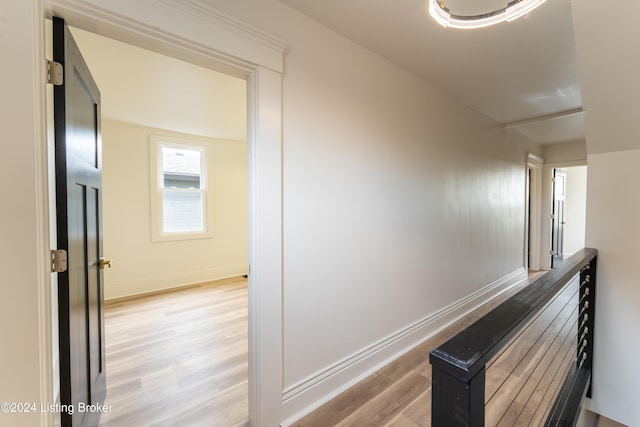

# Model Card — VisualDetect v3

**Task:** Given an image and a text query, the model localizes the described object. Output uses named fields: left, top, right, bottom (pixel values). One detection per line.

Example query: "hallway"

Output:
left=293, top=271, right=577, bottom=426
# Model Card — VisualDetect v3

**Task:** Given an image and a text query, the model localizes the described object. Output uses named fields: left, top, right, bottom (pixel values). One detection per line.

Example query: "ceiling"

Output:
left=67, top=26, right=247, bottom=141
left=277, top=0, right=584, bottom=145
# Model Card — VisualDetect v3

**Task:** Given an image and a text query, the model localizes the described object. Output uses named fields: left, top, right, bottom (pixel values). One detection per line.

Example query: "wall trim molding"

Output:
left=104, top=274, right=248, bottom=305
left=46, top=0, right=286, bottom=75
left=105, top=264, right=250, bottom=300
left=162, top=0, right=287, bottom=53
left=527, top=152, right=544, bottom=168
left=280, top=267, right=527, bottom=426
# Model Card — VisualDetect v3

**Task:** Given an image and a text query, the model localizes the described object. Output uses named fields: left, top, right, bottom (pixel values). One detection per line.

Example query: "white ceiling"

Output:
left=277, top=0, right=584, bottom=145
left=68, top=26, right=247, bottom=141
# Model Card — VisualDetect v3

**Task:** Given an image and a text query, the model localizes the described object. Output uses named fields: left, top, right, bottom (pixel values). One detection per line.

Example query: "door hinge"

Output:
left=550, top=214, right=555, bottom=219
left=550, top=250, right=555, bottom=256
left=51, top=249, right=68, bottom=273
left=46, top=60, right=63, bottom=86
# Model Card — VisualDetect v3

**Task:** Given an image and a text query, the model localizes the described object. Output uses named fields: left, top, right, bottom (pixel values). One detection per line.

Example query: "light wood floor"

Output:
left=293, top=271, right=578, bottom=427
left=97, top=272, right=576, bottom=427
left=98, top=277, right=249, bottom=427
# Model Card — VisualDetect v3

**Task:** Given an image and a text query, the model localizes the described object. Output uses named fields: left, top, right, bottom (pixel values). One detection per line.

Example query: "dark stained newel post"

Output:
left=431, top=362, right=485, bottom=427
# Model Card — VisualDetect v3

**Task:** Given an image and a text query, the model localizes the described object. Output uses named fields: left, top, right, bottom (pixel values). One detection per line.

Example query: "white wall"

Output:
left=198, top=0, right=532, bottom=420
left=543, top=140, right=587, bottom=164
left=572, top=0, right=640, bottom=425
left=102, top=120, right=248, bottom=299
left=3, top=0, right=543, bottom=425
left=583, top=150, right=640, bottom=425
left=0, top=1, right=50, bottom=426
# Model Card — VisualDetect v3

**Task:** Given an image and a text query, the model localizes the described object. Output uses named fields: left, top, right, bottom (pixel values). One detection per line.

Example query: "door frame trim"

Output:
left=526, top=153, right=544, bottom=271
left=32, top=2, right=57, bottom=426
left=540, top=160, right=587, bottom=271
left=39, top=1, right=285, bottom=425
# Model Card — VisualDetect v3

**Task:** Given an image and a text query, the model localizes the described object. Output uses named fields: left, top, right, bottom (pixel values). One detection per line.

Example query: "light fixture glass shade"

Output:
left=428, top=0, right=546, bottom=29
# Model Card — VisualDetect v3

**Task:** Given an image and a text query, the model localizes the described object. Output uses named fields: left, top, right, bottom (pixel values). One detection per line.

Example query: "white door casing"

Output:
left=526, top=153, right=544, bottom=271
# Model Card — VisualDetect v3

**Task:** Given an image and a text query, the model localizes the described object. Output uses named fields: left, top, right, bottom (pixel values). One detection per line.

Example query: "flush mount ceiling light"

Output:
left=428, top=0, right=546, bottom=29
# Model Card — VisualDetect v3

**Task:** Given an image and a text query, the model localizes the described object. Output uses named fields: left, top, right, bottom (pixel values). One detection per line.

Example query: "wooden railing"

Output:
left=429, top=248, right=598, bottom=426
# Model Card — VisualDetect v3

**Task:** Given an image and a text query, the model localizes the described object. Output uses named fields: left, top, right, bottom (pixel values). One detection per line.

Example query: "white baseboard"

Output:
left=104, top=263, right=249, bottom=300
left=280, top=267, right=527, bottom=426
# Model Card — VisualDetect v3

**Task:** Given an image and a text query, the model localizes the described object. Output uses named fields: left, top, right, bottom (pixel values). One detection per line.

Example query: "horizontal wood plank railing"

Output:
left=429, top=248, right=598, bottom=426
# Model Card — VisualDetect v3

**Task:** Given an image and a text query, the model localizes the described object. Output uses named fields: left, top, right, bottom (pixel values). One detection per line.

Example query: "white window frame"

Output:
left=150, top=135, right=214, bottom=242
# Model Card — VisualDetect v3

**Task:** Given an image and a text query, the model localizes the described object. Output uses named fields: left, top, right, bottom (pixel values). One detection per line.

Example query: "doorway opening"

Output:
left=41, top=3, right=285, bottom=425
left=47, top=20, right=250, bottom=426
left=550, top=166, right=587, bottom=268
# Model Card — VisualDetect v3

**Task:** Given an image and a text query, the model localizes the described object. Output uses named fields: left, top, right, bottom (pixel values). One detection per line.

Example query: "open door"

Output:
left=551, top=168, right=566, bottom=268
left=53, top=17, right=107, bottom=426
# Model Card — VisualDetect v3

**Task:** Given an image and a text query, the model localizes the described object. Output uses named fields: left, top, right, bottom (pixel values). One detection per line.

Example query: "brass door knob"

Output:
left=99, top=258, right=113, bottom=269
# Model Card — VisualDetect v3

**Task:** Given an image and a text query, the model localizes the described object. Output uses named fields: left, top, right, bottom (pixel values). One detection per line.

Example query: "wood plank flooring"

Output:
left=293, top=271, right=579, bottom=427
left=98, top=277, right=249, bottom=427
left=97, top=272, right=577, bottom=426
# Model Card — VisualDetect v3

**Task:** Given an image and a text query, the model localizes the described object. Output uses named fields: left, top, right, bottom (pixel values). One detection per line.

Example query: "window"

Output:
left=150, top=136, right=213, bottom=241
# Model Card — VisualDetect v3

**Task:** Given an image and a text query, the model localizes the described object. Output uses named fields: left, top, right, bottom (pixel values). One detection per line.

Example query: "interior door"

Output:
left=551, top=168, right=566, bottom=268
left=53, top=17, right=106, bottom=427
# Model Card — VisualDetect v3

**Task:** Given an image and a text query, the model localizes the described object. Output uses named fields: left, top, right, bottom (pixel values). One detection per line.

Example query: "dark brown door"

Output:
left=551, top=168, right=566, bottom=268
left=53, top=17, right=106, bottom=427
